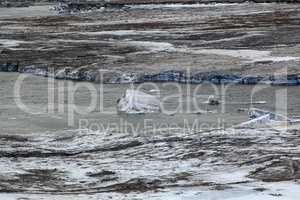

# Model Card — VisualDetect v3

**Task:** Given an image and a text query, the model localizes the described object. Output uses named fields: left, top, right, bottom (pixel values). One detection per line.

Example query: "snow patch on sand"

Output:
left=126, top=41, right=176, bottom=52
left=52, top=30, right=168, bottom=36
left=190, top=49, right=299, bottom=63
left=0, top=39, right=25, bottom=48
left=127, top=3, right=240, bottom=10
left=80, top=30, right=168, bottom=36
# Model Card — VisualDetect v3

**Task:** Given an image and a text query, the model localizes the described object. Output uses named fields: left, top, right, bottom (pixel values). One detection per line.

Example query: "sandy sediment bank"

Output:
left=1, top=3, right=300, bottom=85
left=2, top=0, right=300, bottom=8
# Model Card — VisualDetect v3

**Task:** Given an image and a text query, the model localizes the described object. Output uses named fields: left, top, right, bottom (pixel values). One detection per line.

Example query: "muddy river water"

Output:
left=1, top=72, right=300, bottom=134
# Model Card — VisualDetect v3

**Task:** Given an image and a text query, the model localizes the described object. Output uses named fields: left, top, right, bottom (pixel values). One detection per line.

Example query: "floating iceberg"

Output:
left=238, top=108, right=290, bottom=128
left=207, top=95, right=220, bottom=105
left=248, top=108, right=290, bottom=121
left=240, top=114, right=276, bottom=127
left=117, top=89, right=161, bottom=114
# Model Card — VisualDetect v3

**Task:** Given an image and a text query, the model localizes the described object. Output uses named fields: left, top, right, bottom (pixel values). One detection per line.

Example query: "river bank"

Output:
left=1, top=3, right=300, bottom=86
left=2, top=64, right=300, bottom=85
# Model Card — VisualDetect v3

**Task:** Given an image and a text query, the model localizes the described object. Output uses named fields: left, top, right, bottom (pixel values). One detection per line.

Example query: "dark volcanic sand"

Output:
left=0, top=3, right=300, bottom=79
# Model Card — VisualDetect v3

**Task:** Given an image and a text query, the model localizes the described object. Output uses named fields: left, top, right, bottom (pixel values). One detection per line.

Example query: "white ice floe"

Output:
left=239, top=114, right=278, bottom=127
left=238, top=108, right=291, bottom=128
left=117, top=89, right=161, bottom=114
left=248, top=108, right=290, bottom=121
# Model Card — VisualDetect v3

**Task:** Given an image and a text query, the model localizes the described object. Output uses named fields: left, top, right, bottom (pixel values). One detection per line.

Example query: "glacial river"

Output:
left=1, top=72, right=300, bottom=135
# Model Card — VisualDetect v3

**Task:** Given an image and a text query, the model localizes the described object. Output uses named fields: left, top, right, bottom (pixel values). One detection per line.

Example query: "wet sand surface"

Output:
left=0, top=3, right=300, bottom=76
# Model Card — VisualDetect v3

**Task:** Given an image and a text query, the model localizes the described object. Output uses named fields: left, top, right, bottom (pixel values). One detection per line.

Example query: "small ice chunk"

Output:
left=207, top=95, right=220, bottom=105
left=117, top=89, right=161, bottom=114
left=239, top=114, right=273, bottom=127
left=238, top=108, right=290, bottom=128
left=249, top=108, right=289, bottom=121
